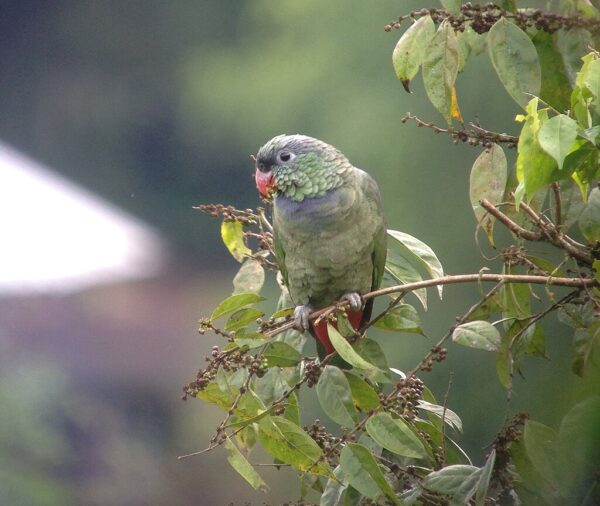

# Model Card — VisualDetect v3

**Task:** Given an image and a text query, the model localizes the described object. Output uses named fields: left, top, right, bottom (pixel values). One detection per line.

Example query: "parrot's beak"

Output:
left=255, top=168, right=277, bottom=198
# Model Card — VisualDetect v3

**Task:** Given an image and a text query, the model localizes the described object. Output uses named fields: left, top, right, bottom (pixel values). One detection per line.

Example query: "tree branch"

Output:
left=263, top=273, right=598, bottom=338
left=479, top=199, right=542, bottom=241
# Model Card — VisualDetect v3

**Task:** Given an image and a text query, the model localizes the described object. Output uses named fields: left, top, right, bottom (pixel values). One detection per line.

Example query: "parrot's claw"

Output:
left=293, top=304, right=313, bottom=331
left=341, top=292, right=363, bottom=311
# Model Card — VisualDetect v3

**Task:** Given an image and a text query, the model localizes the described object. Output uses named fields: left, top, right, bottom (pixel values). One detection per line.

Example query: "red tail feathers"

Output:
left=311, top=309, right=363, bottom=354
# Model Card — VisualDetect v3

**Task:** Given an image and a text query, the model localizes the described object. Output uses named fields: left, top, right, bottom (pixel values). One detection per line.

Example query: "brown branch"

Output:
left=263, top=273, right=598, bottom=339
left=479, top=199, right=542, bottom=241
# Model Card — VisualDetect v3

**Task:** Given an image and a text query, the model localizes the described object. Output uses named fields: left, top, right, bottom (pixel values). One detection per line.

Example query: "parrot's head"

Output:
left=254, top=134, right=348, bottom=201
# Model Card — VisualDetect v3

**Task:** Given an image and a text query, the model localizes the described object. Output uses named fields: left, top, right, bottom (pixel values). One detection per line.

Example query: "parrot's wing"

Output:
left=359, top=171, right=387, bottom=325
left=272, top=230, right=289, bottom=288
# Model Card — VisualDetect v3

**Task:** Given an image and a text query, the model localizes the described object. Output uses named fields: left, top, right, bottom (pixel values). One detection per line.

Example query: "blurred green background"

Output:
left=1, top=1, right=598, bottom=504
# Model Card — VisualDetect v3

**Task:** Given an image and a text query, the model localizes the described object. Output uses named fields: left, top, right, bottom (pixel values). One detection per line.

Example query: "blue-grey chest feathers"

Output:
left=274, top=186, right=354, bottom=234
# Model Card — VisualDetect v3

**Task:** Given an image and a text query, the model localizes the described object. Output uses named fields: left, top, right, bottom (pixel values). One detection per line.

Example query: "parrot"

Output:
left=254, top=134, right=387, bottom=356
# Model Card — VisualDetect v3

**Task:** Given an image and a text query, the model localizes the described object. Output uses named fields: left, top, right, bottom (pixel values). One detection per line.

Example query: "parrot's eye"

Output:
left=277, top=151, right=295, bottom=163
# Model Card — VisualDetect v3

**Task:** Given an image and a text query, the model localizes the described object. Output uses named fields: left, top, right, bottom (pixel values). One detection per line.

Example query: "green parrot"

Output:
left=254, top=134, right=387, bottom=355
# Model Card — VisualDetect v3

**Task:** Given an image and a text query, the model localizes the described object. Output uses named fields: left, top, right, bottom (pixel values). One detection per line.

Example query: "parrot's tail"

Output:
left=311, top=309, right=363, bottom=355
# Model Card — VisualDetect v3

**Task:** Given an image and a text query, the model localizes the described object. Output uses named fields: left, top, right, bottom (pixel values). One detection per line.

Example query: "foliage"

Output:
left=185, top=2, right=600, bottom=505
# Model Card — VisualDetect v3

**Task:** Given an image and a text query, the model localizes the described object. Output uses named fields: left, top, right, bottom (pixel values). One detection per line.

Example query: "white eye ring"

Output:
left=277, top=151, right=295, bottom=163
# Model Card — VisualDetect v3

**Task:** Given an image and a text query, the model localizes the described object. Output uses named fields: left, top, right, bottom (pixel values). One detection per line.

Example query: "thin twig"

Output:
left=480, top=199, right=542, bottom=241
left=401, top=113, right=519, bottom=148
left=518, top=197, right=593, bottom=265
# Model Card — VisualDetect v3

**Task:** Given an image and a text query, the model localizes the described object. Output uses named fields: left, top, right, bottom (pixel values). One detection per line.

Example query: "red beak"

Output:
left=255, top=168, right=276, bottom=198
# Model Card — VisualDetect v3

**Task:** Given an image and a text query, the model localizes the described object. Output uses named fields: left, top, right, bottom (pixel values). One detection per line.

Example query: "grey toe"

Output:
left=342, top=292, right=363, bottom=311
left=293, top=305, right=312, bottom=331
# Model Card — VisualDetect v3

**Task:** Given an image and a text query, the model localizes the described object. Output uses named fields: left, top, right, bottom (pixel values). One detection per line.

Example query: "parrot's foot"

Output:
left=341, top=292, right=363, bottom=311
left=293, top=304, right=313, bottom=331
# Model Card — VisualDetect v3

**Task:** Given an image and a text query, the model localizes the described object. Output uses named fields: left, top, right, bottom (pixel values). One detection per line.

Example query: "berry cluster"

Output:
left=501, top=245, right=528, bottom=267
left=385, top=3, right=600, bottom=34
left=382, top=376, right=425, bottom=420
left=492, top=412, right=529, bottom=500
left=304, top=419, right=342, bottom=460
left=304, top=358, right=323, bottom=387
left=182, top=345, right=267, bottom=399
left=420, top=345, right=448, bottom=372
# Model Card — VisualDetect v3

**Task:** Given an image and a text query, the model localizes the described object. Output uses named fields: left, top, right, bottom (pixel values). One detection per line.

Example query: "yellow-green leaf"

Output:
left=392, top=15, right=435, bottom=90
left=423, top=20, right=459, bottom=124
left=221, top=220, right=251, bottom=262
left=258, top=416, right=332, bottom=477
left=224, top=437, right=269, bottom=492
left=469, top=144, right=508, bottom=245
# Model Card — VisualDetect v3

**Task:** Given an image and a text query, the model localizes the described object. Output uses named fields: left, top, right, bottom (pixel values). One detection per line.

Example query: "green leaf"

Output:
left=501, top=266, right=531, bottom=320
left=221, top=220, right=251, bottom=262
left=384, top=249, right=427, bottom=310
left=316, top=366, right=358, bottom=427
left=487, top=18, right=541, bottom=109
left=526, top=255, right=566, bottom=277
left=235, top=389, right=265, bottom=420
left=197, top=381, right=234, bottom=411
left=495, top=329, right=512, bottom=389
left=340, top=443, right=401, bottom=505
left=352, top=338, right=392, bottom=384
left=523, top=420, right=558, bottom=484
left=321, top=466, right=347, bottom=506
left=422, top=465, right=479, bottom=495
left=258, top=416, right=332, bottom=477
left=271, top=307, right=294, bottom=319
left=440, top=0, right=460, bottom=15
left=452, top=320, right=501, bottom=351
left=583, top=58, right=600, bottom=105
left=417, top=400, right=463, bottom=432
left=224, top=307, right=264, bottom=332
left=532, top=31, right=572, bottom=111
left=374, top=303, right=424, bottom=335
left=475, top=450, right=496, bottom=506
left=470, top=144, right=508, bottom=244
left=579, top=187, right=600, bottom=242
left=211, top=293, right=264, bottom=321
left=556, top=28, right=592, bottom=86
left=498, top=0, right=516, bottom=12
left=463, top=23, right=486, bottom=56
left=467, top=292, right=503, bottom=321
left=263, top=341, right=301, bottom=367
left=516, top=98, right=558, bottom=199
left=254, top=367, right=288, bottom=405
left=387, top=229, right=444, bottom=298
left=366, top=413, right=428, bottom=459
left=572, top=321, right=600, bottom=376
left=538, top=114, right=579, bottom=169
left=344, top=372, right=380, bottom=412
left=422, top=20, right=459, bottom=123
left=328, top=325, right=384, bottom=376
left=224, top=437, right=269, bottom=492
left=284, top=391, right=301, bottom=426
left=392, top=15, right=435, bottom=90
left=560, top=178, right=586, bottom=231
left=558, top=300, right=596, bottom=329
left=233, top=258, right=265, bottom=294
left=558, top=396, right=600, bottom=483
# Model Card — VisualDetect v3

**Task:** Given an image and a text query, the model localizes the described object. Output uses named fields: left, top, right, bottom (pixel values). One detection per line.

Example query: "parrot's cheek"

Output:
left=255, top=169, right=276, bottom=198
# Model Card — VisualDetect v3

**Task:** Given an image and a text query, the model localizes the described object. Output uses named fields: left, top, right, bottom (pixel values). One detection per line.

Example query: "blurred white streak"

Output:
left=0, top=142, right=166, bottom=294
